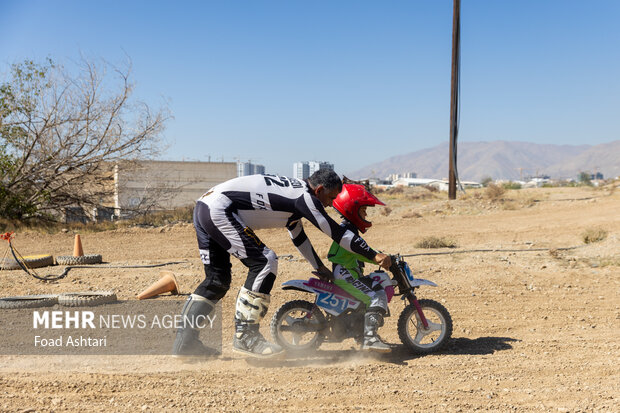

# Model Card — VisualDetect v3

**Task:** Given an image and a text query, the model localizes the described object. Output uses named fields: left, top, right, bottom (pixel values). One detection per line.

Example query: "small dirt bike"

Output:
left=270, top=254, right=453, bottom=354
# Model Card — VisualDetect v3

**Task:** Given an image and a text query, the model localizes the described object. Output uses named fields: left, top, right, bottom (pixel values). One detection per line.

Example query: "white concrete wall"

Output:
left=115, top=161, right=236, bottom=216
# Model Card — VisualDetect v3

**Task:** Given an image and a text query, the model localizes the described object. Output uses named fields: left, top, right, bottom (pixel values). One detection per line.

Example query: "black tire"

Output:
left=55, top=254, right=102, bottom=265
left=398, top=299, right=452, bottom=354
left=0, top=294, right=59, bottom=309
left=1, top=254, right=54, bottom=271
left=270, top=300, right=326, bottom=353
left=58, top=291, right=116, bottom=307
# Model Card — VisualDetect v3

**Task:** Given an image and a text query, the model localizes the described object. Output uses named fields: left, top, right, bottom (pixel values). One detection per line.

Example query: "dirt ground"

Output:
left=0, top=185, right=618, bottom=412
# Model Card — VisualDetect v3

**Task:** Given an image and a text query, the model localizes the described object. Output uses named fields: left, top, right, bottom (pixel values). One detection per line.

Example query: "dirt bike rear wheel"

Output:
left=270, top=300, right=326, bottom=353
left=398, top=299, right=452, bottom=354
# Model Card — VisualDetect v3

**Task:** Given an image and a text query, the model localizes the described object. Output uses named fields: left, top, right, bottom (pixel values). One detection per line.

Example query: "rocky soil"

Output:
left=0, top=186, right=618, bottom=412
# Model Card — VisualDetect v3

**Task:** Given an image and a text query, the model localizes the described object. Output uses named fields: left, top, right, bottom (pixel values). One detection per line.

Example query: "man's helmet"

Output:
left=333, top=184, right=385, bottom=233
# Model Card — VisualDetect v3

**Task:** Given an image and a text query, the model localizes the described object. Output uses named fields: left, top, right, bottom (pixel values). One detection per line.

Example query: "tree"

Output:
left=0, top=57, right=169, bottom=220
left=480, top=176, right=493, bottom=187
left=578, top=172, right=592, bottom=186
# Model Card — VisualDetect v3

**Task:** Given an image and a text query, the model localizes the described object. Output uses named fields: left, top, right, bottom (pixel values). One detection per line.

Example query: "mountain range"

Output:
left=348, top=140, right=620, bottom=182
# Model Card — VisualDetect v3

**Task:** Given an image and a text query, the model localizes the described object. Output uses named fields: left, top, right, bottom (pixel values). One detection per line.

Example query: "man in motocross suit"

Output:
left=172, top=170, right=392, bottom=358
left=328, top=183, right=393, bottom=353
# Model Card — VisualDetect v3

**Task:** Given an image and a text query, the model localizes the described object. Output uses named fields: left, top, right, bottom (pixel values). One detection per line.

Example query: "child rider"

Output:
left=328, top=184, right=393, bottom=353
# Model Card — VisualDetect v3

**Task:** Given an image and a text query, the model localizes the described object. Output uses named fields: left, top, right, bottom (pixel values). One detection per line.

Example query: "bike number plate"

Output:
left=316, top=292, right=349, bottom=315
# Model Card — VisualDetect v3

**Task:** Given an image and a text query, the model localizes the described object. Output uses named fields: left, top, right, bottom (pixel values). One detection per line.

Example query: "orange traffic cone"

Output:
left=137, top=271, right=180, bottom=300
left=73, top=234, right=84, bottom=257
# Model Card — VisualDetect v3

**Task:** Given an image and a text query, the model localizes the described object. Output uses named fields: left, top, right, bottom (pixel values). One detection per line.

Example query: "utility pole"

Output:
left=448, top=0, right=460, bottom=200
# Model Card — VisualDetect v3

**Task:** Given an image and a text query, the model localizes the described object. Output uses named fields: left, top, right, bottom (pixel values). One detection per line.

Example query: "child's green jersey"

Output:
left=327, top=219, right=378, bottom=305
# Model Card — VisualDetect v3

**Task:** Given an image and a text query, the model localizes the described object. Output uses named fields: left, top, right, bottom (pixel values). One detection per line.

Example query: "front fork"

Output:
left=406, top=292, right=429, bottom=329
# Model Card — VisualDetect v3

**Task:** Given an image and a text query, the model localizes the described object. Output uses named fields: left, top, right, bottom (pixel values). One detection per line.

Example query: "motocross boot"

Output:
left=232, top=287, right=283, bottom=358
left=172, top=294, right=218, bottom=358
left=233, top=322, right=283, bottom=358
left=362, top=312, right=391, bottom=353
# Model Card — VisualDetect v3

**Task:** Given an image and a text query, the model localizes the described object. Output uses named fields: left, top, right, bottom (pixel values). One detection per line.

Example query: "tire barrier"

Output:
left=0, top=254, right=55, bottom=271
left=57, top=291, right=117, bottom=307
left=0, top=291, right=118, bottom=309
left=0, top=294, right=59, bottom=309
left=55, top=254, right=103, bottom=266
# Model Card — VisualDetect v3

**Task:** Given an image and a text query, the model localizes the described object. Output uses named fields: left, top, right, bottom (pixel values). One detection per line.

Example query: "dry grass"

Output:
left=122, top=206, right=194, bottom=227
left=402, top=210, right=422, bottom=219
left=501, top=201, right=518, bottom=210
left=0, top=206, right=195, bottom=234
left=581, top=227, right=608, bottom=244
left=415, top=235, right=458, bottom=249
left=376, top=186, right=441, bottom=202
left=548, top=249, right=563, bottom=259
left=485, top=183, right=506, bottom=201
left=407, top=192, right=439, bottom=201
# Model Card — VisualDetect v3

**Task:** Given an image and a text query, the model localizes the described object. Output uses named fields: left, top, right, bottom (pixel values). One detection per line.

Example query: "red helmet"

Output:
left=333, top=184, right=385, bottom=233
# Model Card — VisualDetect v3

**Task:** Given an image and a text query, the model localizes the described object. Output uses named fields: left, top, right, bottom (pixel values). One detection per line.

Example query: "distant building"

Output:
left=523, top=177, right=552, bottom=188
left=293, top=161, right=334, bottom=180
left=392, top=177, right=481, bottom=191
left=293, top=162, right=310, bottom=180
left=59, top=160, right=238, bottom=223
left=237, top=161, right=266, bottom=177
left=368, top=178, right=392, bottom=188
left=387, top=172, right=417, bottom=182
left=115, top=160, right=237, bottom=219
left=393, top=177, right=444, bottom=188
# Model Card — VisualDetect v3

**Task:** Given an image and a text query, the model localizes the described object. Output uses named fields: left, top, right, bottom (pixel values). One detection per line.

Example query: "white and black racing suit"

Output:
left=192, top=174, right=378, bottom=300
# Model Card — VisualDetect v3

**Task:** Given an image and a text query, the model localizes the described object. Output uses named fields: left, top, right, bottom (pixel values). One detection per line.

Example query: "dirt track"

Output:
left=1, top=186, right=619, bottom=412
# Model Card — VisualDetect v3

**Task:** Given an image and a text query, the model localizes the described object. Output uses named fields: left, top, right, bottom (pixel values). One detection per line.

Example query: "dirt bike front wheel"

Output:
left=398, top=299, right=453, bottom=354
left=270, top=300, right=326, bottom=353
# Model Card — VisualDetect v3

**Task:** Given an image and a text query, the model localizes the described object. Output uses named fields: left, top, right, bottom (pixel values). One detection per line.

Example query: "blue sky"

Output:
left=1, top=0, right=618, bottom=175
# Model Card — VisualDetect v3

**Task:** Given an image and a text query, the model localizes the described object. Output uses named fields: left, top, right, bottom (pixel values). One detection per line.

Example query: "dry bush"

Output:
left=501, top=201, right=518, bottom=210
left=402, top=210, right=422, bottom=219
left=0, top=205, right=196, bottom=234
left=124, top=206, right=194, bottom=227
left=380, top=206, right=392, bottom=216
left=521, top=197, right=538, bottom=208
left=581, top=228, right=608, bottom=244
left=460, top=190, right=484, bottom=200
left=408, top=192, right=438, bottom=201
left=380, top=186, right=440, bottom=202
left=485, top=183, right=506, bottom=201
left=386, top=186, right=404, bottom=194
left=415, top=236, right=457, bottom=249
left=598, top=256, right=620, bottom=267
left=0, top=214, right=125, bottom=234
